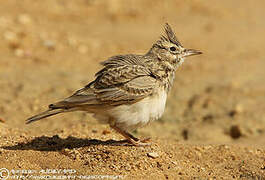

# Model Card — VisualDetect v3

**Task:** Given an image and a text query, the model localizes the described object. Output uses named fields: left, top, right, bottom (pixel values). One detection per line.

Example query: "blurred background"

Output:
left=1, top=0, right=265, bottom=145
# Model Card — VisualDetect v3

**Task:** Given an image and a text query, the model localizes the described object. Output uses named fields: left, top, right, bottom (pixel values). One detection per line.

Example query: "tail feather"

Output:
left=26, top=109, right=66, bottom=124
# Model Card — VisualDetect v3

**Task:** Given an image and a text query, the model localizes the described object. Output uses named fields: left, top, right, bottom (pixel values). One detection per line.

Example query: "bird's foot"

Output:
left=110, top=125, right=151, bottom=146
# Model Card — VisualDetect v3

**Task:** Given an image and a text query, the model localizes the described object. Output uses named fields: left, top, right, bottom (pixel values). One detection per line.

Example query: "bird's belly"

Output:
left=97, top=89, right=167, bottom=131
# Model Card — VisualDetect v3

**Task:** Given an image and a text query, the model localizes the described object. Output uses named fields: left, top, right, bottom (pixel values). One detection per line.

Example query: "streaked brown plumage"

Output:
left=26, top=23, right=202, bottom=146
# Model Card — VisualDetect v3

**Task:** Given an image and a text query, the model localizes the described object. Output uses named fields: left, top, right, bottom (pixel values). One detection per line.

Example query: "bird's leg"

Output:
left=110, top=125, right=151, bottom=146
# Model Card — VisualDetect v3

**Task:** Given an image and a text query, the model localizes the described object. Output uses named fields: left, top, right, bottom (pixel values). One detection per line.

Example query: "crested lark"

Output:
left=27, top=23, right=202, bottom=146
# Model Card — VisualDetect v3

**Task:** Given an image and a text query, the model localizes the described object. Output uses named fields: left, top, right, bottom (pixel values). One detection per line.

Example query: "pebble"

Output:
left=234, top=104, right=244, bottom=113
left=171, top=161, right=178, bottom=166
left=14, top=48, right=24, bottom=57
left=219, top=144, right=230, bottom=149
left=194, top=147, right=203, bottom=152
left=147, top=152, right=159, bottom=159
left=230, top=125, right=242, bottom=139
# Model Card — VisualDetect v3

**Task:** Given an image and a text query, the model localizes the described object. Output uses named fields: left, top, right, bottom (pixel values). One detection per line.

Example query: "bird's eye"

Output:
left=170, top=46, right=176, bottom=51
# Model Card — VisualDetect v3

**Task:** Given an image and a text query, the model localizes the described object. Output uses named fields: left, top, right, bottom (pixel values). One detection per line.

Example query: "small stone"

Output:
left=223, top=145, right=230, bottom=149
left=14, top=48, right=24, bottom=57
left=230, top=125, right=242, bottom=139
left=235, top=104, right=244, bottom=113
left=171, top=161, right=178, bottom=166
left=194, top=147, right=203, bottom=152
left=147, top=152, right=159, bottom=158
left=219, top=144, right=230, bottom=150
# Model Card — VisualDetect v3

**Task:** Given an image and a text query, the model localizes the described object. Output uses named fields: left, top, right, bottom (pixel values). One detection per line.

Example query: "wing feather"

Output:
left=50, top=55, right=158, bottom=109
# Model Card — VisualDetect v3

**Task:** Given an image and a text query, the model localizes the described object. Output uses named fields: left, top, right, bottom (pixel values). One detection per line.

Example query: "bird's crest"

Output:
left=160, top=23, right=182, bottom=46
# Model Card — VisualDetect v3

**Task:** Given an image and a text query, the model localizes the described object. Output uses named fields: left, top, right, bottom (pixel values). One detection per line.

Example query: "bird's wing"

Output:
left=49, top=55, right=158, bottom=108
left=92, top=75, right=157, bottom=105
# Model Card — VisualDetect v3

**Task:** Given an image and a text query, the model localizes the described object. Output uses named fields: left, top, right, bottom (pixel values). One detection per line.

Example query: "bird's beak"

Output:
left=183, top=49, right=202, bottom=57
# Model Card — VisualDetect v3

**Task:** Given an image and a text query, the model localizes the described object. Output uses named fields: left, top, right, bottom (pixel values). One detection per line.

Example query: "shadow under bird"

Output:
left=27, top=23, right=202, bottom=146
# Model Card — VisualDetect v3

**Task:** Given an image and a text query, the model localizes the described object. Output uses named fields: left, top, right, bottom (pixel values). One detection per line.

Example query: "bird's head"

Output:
left=148, top=23, right=202, bottom=68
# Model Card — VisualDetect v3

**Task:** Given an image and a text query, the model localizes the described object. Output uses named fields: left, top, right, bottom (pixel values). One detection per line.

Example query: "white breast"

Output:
left=95, top=88, right=168, bottom=131
left=144, top=89, right=167, bottom=120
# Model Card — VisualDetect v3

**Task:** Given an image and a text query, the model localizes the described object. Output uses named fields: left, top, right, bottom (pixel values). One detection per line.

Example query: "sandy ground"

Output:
left=0, top=0, right=265, bottom=179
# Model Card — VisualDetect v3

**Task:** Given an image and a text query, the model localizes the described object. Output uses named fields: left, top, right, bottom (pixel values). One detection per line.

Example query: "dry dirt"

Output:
left=0, top=0, right=265, bottom=179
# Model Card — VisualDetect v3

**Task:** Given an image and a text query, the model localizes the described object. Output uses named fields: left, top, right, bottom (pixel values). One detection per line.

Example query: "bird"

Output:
left=26, top=23, right=202, bottom=146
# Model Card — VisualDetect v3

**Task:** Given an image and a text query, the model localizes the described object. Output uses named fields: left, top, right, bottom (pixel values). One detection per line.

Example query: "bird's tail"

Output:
left=26, top=108, right=66, bottom=124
